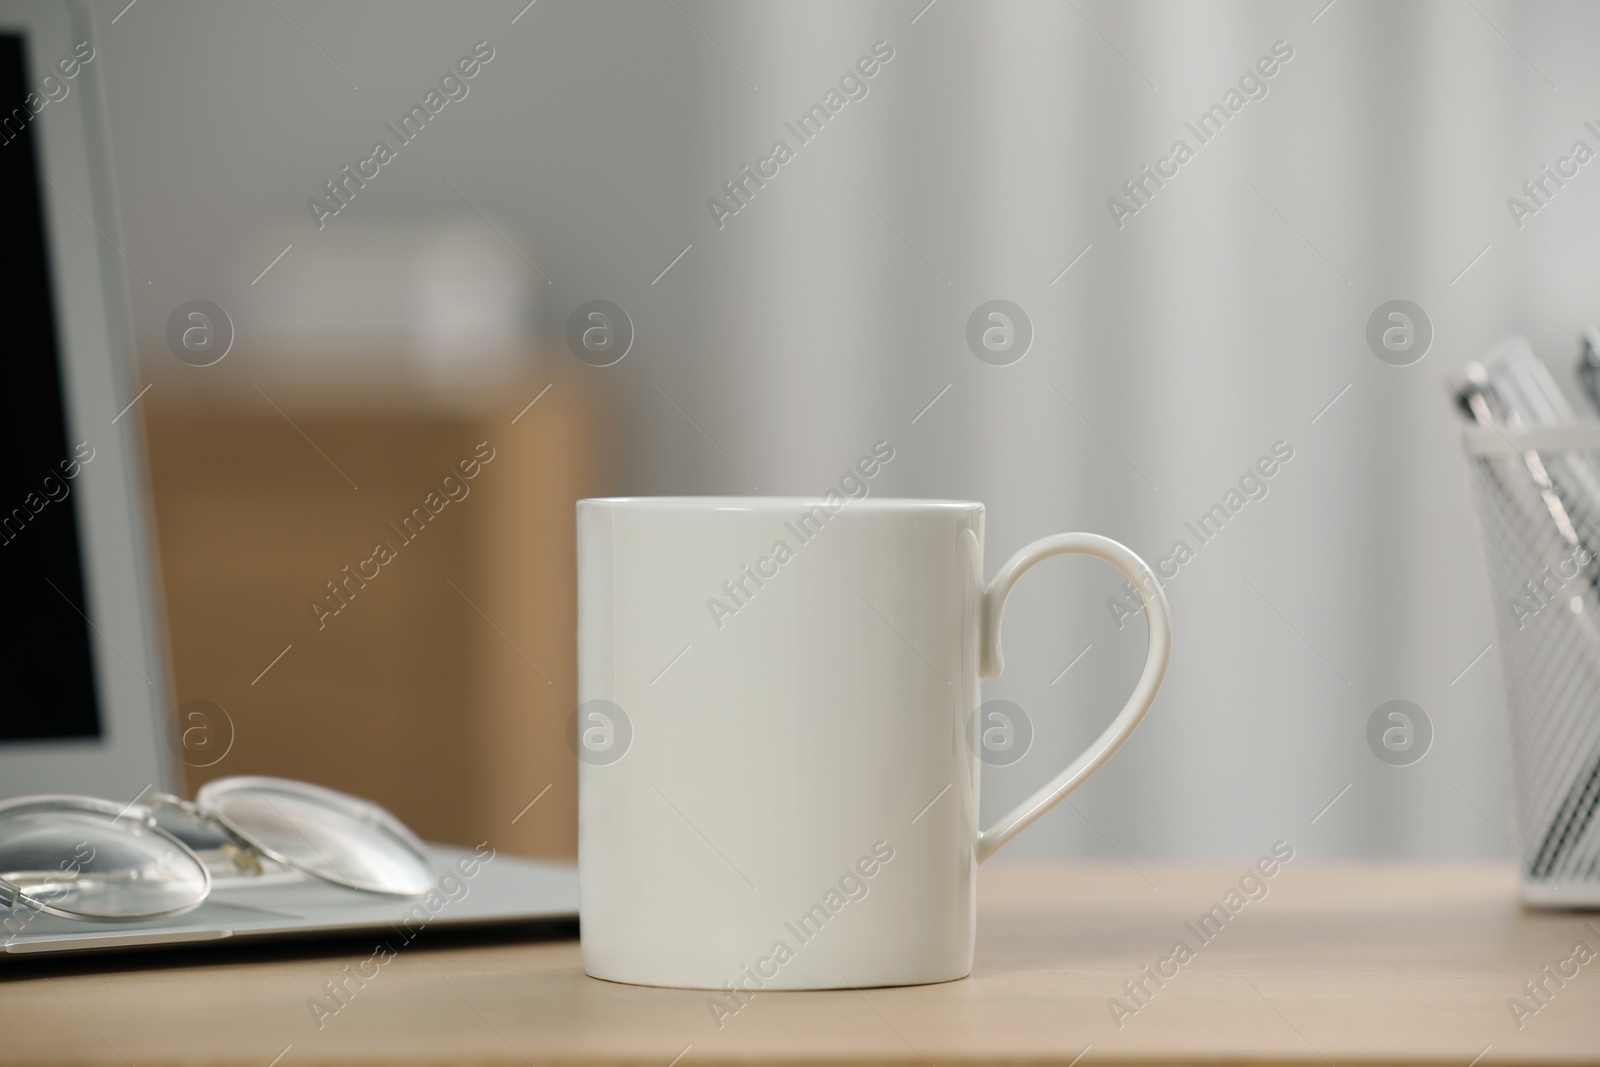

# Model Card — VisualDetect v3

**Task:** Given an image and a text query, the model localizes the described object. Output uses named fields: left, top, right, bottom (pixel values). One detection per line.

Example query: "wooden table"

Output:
left=4, top=864, right=1598, bottom=1066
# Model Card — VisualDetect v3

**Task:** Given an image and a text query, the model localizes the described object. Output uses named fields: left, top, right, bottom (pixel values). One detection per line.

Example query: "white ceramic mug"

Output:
left=576, top=496, right=1170, bottom=993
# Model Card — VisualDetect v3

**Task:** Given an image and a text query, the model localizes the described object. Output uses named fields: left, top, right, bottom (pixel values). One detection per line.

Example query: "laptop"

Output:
left=0, top=0, right=577, bottom=956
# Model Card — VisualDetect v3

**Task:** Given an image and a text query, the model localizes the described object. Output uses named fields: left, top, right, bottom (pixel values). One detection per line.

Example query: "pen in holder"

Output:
left=1463, top=420, right=1600, bottom=907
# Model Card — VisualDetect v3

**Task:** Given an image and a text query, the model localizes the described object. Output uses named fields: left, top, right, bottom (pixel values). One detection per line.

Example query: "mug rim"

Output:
left=579, top=496, right=982, bottom=511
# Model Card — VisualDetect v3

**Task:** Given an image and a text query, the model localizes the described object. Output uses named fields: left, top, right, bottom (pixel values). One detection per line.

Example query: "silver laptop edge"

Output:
left=4, top=845, right=579, bottom=957
left=0, top=0, right=176, bottom=801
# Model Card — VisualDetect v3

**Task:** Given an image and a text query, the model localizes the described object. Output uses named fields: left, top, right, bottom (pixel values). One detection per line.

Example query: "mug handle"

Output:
left=975, top=533, right=1171, bottom=862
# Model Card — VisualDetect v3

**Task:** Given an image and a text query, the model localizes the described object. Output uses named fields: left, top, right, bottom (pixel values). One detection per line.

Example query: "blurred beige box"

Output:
left=142, top=367, right=605, bottom=860
left=139, top=226, right=605, bottom=859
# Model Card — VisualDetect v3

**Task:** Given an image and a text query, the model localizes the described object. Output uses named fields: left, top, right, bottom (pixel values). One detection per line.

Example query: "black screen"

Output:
left=0, top=32, right=103, bottom=742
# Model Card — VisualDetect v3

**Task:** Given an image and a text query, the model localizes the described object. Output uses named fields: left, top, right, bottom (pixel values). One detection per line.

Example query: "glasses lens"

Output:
left=199, top=779, right=433, bottom=895
left=0, top=807, right=208, bottom=920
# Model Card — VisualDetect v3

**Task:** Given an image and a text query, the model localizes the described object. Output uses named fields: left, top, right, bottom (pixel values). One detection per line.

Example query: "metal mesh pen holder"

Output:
left=1465, top=423, right=1600, bottom=907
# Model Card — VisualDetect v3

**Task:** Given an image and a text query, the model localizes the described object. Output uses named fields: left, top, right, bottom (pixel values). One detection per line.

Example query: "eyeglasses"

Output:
left=0, top=776, right=433, bottom=923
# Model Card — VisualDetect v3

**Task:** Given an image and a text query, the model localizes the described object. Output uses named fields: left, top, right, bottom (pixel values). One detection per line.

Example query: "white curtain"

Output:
left=632, top=0, right=1545, bottom=861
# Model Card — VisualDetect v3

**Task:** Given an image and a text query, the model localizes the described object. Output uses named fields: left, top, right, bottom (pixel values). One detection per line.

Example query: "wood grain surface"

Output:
left=3, top=863, right=1597, bottom=1066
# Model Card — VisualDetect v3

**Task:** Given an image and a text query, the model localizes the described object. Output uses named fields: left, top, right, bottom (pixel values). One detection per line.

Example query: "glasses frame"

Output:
left=0, top=777, right=432, bottom=925
left=194, top=776, right=433, bottom=895
left=0, top=794, right=213, bottom=922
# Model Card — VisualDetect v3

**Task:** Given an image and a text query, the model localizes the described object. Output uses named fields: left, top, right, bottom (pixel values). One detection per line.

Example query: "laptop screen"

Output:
left=0, top=30, right=102, bottom=742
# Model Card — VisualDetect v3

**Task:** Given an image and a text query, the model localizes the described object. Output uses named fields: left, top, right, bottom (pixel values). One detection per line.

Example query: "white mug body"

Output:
left=577, top=497, right=985, bottom=990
